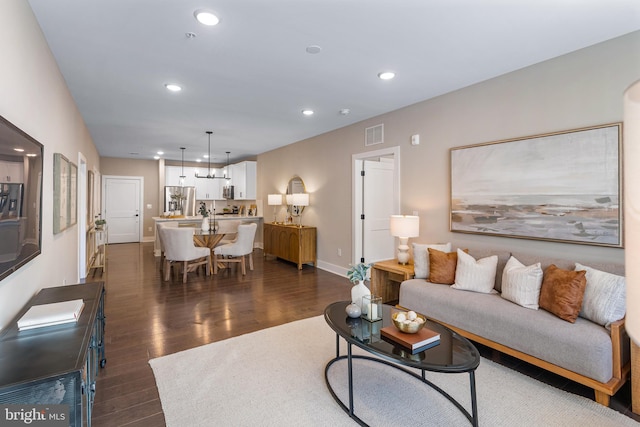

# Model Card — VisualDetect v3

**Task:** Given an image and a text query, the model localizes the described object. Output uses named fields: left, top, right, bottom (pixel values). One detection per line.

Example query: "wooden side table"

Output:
left=371, top=259, right=415, bottom=304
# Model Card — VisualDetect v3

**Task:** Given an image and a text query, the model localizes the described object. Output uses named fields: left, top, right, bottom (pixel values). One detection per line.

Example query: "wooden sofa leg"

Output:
left=594, top=390, right=610, bottom=406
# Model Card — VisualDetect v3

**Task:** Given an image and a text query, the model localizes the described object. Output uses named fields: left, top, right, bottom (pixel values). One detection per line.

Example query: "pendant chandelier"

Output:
left=179, top=147, right=186, bottom=186
left=195, top=131, right=216, bottom=179
left=224, top=151, right=231, bottom=180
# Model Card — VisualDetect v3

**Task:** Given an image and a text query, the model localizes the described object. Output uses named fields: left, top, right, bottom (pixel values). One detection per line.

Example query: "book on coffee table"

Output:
left=17, top=299, right=85, bottom=331
left=381, top=325, right=440, bottom=353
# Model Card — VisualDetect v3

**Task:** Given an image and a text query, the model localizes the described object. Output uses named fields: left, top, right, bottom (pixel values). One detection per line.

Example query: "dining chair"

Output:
left=214, top=220, right=242, bottom=247
left=213, top=223, right=257, bottom=275
left=160, top=226, right=211, bottom=283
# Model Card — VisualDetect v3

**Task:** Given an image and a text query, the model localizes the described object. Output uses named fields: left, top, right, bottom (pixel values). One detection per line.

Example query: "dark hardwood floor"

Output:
left=90, top=242, right=639, bottom=426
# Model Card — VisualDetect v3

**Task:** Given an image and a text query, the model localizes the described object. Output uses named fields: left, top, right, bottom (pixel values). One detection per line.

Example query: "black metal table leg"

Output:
left=470, top=371, right=478, bottom=427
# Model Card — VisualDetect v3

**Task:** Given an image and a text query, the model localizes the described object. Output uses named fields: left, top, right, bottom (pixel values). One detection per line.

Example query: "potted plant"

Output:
left=347, top=262, right=372, bottom=311
left=198, top=201, right=209, bottom=217
left=95, top=219, right=106, bottom=230
left=199, top=202, right=210, bottom=231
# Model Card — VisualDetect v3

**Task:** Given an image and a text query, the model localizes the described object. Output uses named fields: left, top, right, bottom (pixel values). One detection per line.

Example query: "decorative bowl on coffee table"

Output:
left=391, top=309, right=426, bottom=334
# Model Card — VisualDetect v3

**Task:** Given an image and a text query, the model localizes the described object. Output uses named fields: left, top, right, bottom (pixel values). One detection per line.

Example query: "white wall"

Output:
left=0, top=1, right=100, bottom=330
left=258, top=31, right=640, bottom=274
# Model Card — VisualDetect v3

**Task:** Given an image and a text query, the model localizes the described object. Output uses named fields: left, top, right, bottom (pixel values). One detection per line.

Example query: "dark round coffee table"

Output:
left=324, top=301, right=481, bottom=426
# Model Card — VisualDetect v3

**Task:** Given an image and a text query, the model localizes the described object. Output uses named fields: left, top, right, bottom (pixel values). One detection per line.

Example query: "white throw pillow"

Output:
left=500, top=256, right=543, bottom=310
left=451, top=249, right=498, bottom=294
left=412, top=242, right=451, bottom=279
left=575, top=262, right=626, bottom=328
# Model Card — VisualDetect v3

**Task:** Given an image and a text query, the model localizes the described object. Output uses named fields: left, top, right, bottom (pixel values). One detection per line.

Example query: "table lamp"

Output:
left=292, top=193, right=309, bottom=227
left=390, top=215, right=420, bottom=265
left=268, top=194, right=282, bottom=223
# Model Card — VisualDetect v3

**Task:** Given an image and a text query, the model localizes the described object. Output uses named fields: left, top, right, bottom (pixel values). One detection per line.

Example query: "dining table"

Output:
left=192, top=230, right=226, bottom=272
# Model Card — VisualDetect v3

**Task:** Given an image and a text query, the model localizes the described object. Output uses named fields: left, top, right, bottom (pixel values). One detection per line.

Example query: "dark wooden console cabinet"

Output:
left=263, top=223, right=316, bottom=269
left=0, top=282, right=106, bottom=427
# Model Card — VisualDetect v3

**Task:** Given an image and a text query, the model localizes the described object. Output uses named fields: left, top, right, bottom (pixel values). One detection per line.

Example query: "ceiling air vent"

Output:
left=365, top=124, right=384, bottom=146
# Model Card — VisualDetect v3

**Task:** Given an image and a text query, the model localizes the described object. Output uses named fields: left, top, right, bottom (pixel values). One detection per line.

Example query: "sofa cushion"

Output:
left=412, top=242, right=451, bottom=279
left=399, top=278, right=613, bottom=383
left=576, top=262, right=626, bottom=328
left=428, top=248, right=459, bottom=284
left=451, top=249, right=498, bottom=293
left=539, top=265, right=587, bottom=323
left=500, top=256, right=543, bottom=310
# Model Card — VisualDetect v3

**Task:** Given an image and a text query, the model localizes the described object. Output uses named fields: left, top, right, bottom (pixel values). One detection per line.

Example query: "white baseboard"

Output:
left=315, top=260, right=348, bottom=279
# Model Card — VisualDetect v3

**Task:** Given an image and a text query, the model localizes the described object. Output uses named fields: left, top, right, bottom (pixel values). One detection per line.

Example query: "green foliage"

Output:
left=199, top=201, right=209, bottom=217
left=347, top=262, right=372, bottom=284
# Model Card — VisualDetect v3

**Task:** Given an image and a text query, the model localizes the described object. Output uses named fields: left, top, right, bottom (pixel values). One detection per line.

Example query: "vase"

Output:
left=202, top=217, right=209, bottom=232
left=351, top=280, right=371, bottom=310
left=345, top=303, right=361, bottom=318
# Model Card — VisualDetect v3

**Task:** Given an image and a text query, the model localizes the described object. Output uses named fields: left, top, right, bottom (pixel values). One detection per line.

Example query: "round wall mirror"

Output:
left=286, top=176, right=306, bottom=217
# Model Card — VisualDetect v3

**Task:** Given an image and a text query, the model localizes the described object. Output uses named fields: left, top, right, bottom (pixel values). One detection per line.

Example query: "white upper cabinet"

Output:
left=230, top=161, right=256, bottom=200
left=0, top=160, right=24, bottom=183
left=194, top=171, right=225, bottom=200
left=165, top=165, right=196, bottom=187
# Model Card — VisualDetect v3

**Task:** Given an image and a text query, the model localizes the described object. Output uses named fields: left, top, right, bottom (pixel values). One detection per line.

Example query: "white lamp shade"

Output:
left=268, top=194, right=283, bottom=206
left=389, top=215, right=420, bottom=238
left=291, top=193, right=309, bottom=206
left=285, top=194, right=294, bottom=205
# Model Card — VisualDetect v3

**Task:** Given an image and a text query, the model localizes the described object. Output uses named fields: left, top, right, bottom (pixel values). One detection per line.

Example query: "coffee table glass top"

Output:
left=325, top=301, right=480, bottom=373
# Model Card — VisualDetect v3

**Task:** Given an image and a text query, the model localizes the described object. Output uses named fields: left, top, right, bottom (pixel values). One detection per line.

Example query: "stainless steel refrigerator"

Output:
left=0, top=183, right=23, bottom=219
left=164, top=186, right=196, bottom=216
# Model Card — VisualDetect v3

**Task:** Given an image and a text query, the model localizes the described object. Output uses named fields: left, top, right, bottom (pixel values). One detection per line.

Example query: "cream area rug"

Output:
left=149, top=315, right=638, bottom=427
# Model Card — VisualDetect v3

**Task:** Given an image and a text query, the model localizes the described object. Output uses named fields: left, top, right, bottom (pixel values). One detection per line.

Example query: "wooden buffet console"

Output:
left=263, top=223, right=316, bottom=269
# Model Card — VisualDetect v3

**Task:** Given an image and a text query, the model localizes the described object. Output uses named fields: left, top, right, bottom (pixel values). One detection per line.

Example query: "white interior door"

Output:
left=353, top=147, right=400, bottom=265
left=103, top=176, right=142, bottom=244
left=362, top=158, right=395, bottom=263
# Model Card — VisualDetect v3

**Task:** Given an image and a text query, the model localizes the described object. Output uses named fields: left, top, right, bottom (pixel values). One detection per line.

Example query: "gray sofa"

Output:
left=398, top=247, right=629, bottom=406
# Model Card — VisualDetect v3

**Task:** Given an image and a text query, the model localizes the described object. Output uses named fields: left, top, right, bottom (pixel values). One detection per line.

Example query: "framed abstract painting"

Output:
left=450, top=123, right=622, bottom=247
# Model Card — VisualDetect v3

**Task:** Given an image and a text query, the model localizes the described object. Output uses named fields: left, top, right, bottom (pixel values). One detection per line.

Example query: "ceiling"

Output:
left=27, top=0, right=640, bottom=164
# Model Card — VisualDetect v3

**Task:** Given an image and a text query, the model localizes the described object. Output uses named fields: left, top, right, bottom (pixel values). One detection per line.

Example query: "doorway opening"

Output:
left=352, top=146, right=400, bottom=266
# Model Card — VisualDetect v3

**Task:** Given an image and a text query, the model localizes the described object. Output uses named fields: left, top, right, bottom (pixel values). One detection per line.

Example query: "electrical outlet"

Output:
left=337, top=248, right=342, bottom=256
left=63, top=278, right=67, bottom=285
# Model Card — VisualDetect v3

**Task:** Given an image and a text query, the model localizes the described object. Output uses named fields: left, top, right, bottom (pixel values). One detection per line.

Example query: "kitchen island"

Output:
left=152, top=215, right=263, bottom=256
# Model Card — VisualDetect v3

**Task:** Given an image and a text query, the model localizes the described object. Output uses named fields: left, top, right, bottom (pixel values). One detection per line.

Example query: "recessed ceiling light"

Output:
left=157, top=151, right=164, bottom=155
left=153, top=155, right=160, bottom=160
left=194, top=10, right=220, bottom=26
left=196, top=159, right=202, bottom=163
left=26, top=153, right=37, bottom=157
left=13, top=148, right=24, bottom=152
left=378, top=71, right=395, bottom=80
left=203, top=154, right=209, bottom=159
left=164, top=83, right=182, bottom=92
left=339, top=108, right=350, bottom=116
left=306, top=45, right=322, bottom=54
left=302, top=109, right=314, bottom=116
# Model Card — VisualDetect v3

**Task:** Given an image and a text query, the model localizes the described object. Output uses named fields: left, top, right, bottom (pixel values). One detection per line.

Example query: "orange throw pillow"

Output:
left=539, top=264, right=587, bottom=323
left=428, top=248, right=461, bottom=284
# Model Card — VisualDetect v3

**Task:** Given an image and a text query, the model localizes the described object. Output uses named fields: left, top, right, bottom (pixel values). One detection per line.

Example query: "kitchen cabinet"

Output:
left=194, top=173, right=225, bottom=200
left=0, top=160, right=24, bottom=183
left=230, top=161, right=256, bottom=200
left=165, top=165, right=196, bottom=187
left=264, top=223, right=316, bottom=269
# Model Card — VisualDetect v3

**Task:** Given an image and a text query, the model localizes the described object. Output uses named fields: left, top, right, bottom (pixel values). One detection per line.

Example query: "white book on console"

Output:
left=18, top=299, right=85, bottom=331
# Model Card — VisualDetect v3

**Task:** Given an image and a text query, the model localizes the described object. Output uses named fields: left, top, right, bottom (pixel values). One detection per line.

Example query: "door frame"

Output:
left=77, top=153, right=87, bottom=281
left=102, top=175, right=144, bottom=243
left=352, top=146, right=400, bottom=266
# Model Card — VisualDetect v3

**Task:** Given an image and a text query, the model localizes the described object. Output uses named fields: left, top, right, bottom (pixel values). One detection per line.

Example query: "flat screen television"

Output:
left=0, top=115, right=43, bottom=282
